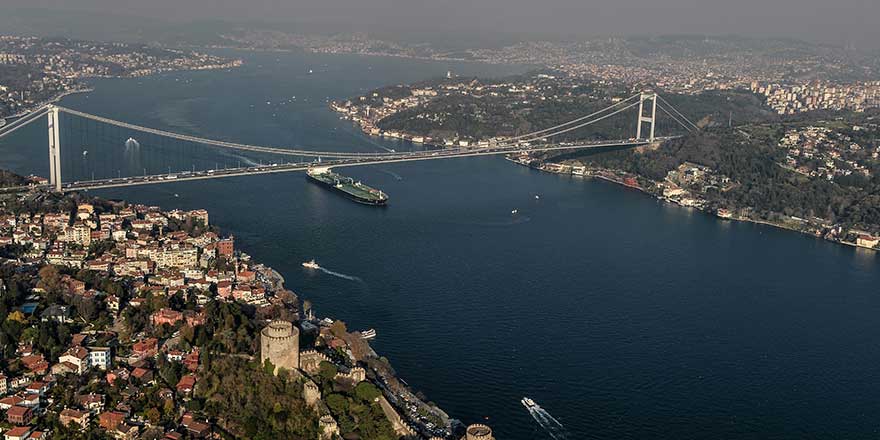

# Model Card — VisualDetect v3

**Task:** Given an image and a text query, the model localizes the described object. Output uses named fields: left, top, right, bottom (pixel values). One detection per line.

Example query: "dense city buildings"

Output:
left=752, top=81, right=880, bottom=114
left=0, top=189, right=484, bottom=438
left=222, top=31, right=880, bottom=115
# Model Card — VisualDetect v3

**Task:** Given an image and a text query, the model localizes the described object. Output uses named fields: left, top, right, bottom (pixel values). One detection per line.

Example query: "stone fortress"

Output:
left=260, top=319, right=300, bottom=374
left=464, top=424, right=495, bottom=440
left=260, top=319, right=493, bottom=440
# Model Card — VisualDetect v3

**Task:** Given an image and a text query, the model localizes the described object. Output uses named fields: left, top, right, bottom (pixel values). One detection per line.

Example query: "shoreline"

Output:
left=507, top=157, right=878, bottom=253
left=1, top=61, right=242, bottom=120
left=202, top=43, right=519, bottom=66
left=331, top=93, right=877, bottom=255
left=207, top=222, right=454, bottom=435
left=0, top=185, right=461, bottom=438
left=3, top=87, right=94, bottom=120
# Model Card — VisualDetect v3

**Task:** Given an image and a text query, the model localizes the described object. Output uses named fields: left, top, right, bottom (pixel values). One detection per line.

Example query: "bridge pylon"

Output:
left=47, top=105, right=62, bottom=191
left=636, top=92, right=657, bottom=142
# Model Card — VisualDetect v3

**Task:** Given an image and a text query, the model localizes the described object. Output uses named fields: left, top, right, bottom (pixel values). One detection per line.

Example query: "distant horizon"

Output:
left=1, top=3, right=878, bottom=51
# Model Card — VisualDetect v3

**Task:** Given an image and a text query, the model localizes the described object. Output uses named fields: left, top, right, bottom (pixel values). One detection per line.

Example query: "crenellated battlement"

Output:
left=299, top=350, right=330, bottom=375
left=465, top=424, right=495, bottom=440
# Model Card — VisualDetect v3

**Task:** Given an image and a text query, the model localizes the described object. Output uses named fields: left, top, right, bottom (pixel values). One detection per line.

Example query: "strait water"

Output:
left=2, top=50, right=880, bottom=440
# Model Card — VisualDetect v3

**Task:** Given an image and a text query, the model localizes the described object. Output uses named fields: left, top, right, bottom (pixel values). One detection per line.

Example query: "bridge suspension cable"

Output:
left=55, top=106, right=403, bottom=159
left=0, top=106, right=49, bottom=140
left=655, top=103, right=694, bottom=133
left=656, top=95, right=700, bottom=131
left=52, top=95, right=647, bottom=160
left=501, top=100, right=644, bottom=146
left=500, top=92, right=643, bottom=143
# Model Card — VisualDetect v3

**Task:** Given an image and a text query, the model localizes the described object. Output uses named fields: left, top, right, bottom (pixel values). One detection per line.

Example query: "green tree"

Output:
left=325, top=393, right=349, bottom=416
left=318, top=361, right=338, bottom=383
left=354, top=382, right=382, bottom=402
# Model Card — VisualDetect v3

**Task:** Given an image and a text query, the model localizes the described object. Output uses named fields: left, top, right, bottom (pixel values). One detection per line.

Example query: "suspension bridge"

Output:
left=0, top=91, right=698, bottom=192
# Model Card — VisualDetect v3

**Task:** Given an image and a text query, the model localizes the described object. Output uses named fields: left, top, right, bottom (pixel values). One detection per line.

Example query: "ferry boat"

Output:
left=302, top=259, right=320, bottom=270
left=360, top=329, right=377, bottom=339
left=521, top=397, right=537, bottom=410
left=307, top=167, right=388, bottom=206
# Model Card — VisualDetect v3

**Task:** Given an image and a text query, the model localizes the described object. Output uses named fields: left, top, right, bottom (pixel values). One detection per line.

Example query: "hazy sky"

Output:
left=8, top=0, right=880, bottom=48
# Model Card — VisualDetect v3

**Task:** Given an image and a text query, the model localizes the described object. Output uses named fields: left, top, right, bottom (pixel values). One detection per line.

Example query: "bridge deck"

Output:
left=58, top=138, right=672, bottom=192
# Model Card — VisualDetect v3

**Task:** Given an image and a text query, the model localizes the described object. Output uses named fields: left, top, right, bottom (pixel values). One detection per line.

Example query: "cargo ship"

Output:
left=307, top=167, right=388, bottom=206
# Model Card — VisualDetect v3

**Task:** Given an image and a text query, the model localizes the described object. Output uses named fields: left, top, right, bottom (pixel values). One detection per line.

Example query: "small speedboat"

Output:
left=521, top=397, right=537, bottom=409
left=302, top=259, right=320, bottom=270
left=511, top=209, right=518, bottom=215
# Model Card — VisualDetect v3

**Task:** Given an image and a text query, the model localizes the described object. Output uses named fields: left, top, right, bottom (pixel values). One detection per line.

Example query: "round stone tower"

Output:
left=260, top=320, right=299, bottom=374
left=465, top=424, right=495, bottom=440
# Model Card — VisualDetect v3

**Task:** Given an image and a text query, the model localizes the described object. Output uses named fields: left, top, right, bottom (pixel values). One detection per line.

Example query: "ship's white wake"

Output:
left=225, top=153, right=260, bottom=167
left=318, top=267, right=363, bottom=282
left=381, top=170, right=403, bottom=181
left=357, top=133, right=396, bottom=153
left=526, top=404, right=569, bottom=440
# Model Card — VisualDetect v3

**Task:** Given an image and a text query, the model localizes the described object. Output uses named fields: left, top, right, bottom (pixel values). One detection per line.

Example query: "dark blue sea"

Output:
left=2, top=49, right=880, bottom=439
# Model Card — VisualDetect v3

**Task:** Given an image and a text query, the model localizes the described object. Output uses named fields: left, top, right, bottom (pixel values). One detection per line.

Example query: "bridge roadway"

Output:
left=54, top=137, right=673, bottom=192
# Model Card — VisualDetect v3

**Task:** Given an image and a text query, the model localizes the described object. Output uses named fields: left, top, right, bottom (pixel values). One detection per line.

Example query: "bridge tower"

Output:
left=47, top=105, right=62, bottom=191
left=636, top=92, right=657, bottom=142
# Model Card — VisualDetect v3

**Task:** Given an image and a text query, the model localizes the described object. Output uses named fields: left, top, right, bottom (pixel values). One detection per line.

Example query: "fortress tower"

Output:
left=260, top=320, right=300, bottom=374
left=464, top=424, right=495, bottom=440
left=303, top=380, right=321, bottom=407
left=319, top=414, right=340, bottom=439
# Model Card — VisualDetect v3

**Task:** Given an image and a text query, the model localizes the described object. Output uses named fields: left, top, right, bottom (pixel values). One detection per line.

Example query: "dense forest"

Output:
left=195, top=356, right=318, bottom=439
left=193, top=355, right=396, bottom=439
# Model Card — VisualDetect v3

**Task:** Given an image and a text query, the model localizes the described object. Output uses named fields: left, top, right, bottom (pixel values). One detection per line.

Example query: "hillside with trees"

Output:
left=373, top=75, right=775, bottom=143
left=548, top=122, right=880, bottom=232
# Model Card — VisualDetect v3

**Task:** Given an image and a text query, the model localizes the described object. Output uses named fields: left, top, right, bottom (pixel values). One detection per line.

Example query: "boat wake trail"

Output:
left=318, top=267, right=363, bottom=282
left=527, top=405, right=569, bottom=440
left=460, top=216, right=532, bottom=228
left=223, top=153, right=260, bottom=167
left=381, top=170, right=403, bottom=181
left=352, top=130, right=396, bottom=153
